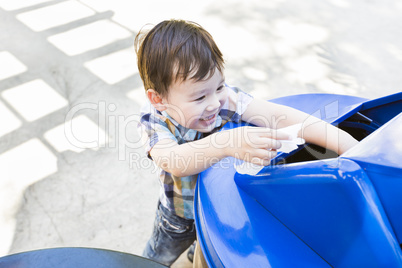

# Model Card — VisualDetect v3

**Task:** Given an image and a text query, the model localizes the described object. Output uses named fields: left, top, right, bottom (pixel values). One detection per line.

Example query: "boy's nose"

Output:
left=206, top=96, right=221, bottom=111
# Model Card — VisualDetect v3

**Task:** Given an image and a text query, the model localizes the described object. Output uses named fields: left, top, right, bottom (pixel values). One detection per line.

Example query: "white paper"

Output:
left=235, top=124, right=305, bottom=175
left=277, top=123, right=305, bottom=153
left=235, top=162, right=265, bottom=175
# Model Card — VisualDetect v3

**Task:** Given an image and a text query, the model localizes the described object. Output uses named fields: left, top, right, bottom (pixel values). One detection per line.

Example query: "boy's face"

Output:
left=162, top=69, right=227, bottom=133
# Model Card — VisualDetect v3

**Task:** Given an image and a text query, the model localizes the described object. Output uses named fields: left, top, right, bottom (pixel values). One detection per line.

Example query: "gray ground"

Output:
left=0, top=0, right=401, bottom=267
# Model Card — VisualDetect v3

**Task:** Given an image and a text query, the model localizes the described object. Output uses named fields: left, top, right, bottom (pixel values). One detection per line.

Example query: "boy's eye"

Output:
left=217, top=85, right=224, bottom=92
left=194, top=96, right=205, bottom=101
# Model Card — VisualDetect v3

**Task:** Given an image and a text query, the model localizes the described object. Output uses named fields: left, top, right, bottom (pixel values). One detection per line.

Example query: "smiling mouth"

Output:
left=200, top=114, right=216, bottom=121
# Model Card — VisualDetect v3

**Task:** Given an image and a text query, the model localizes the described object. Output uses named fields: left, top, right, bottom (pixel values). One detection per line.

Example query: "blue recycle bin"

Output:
left=195, top=92, right=402, bottom=267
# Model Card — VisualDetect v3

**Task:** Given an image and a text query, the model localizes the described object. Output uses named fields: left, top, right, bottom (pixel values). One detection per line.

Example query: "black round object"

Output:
left=0, top=247, right=168, bottom=268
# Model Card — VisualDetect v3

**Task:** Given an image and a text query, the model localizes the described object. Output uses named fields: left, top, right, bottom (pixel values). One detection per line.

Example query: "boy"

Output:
left=135, top=20, right=358, bottom=266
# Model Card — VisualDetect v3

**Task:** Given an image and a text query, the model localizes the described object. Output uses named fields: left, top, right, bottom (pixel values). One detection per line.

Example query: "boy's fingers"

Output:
left=253, top=138, right=281, bottom=149
left=266, top=150, right=277, bottom=159
left=261, top=128, right=291, bottom=140
left=269, top=140, right=281, bottom=150
left=272, top=130, right=292, bottom=140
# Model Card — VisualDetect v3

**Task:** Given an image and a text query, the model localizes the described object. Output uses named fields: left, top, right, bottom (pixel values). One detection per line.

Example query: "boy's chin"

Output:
left=188, top=118, right=218, bottom=133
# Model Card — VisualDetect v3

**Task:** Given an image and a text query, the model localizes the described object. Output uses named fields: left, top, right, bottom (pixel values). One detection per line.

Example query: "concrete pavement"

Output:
left=0, top=0, right=401, bottom=267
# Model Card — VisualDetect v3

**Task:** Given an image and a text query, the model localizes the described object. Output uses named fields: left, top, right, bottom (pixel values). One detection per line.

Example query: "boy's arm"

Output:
left=242, top=98, right=358, bottom=155
left=150, top=127, right=290, bottom=177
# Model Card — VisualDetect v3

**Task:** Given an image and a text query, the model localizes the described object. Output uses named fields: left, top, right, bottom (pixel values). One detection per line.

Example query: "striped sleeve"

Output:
left=219, top=85, right=254, bottom=123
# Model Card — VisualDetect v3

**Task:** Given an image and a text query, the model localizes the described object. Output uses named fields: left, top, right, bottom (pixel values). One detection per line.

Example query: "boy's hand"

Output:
left=221, top=126, right=291, bottom=166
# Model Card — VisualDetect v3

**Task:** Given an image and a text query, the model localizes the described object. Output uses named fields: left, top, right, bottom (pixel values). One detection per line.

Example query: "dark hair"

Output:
left=134, top=20, right=225, bottom=97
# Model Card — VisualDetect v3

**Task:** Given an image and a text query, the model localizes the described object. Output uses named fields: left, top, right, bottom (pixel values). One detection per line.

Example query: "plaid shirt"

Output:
left=138, top=85, right=253, bottom=219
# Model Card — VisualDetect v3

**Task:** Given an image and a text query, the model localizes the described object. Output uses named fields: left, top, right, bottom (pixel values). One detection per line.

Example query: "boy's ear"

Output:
left=146, top=89, right=167, bottom=111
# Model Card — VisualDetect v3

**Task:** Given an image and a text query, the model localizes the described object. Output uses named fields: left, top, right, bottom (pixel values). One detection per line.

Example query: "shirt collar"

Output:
left=161, top=111, right=198, bottom=141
